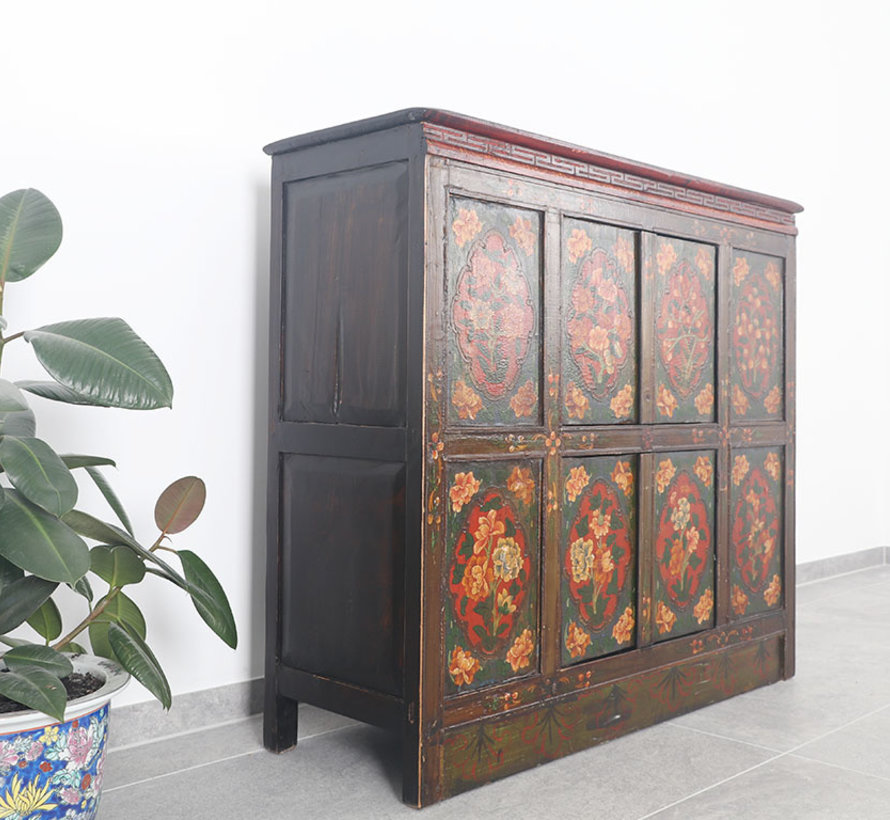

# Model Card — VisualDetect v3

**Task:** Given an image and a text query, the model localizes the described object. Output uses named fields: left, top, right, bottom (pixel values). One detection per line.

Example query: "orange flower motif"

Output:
left=694, top=455, right=713, bottom=487
left=510, top=379, right=537, bottom=418
left=567, top=228, right=593, bottom=263
left=656, top=242, right=677, bottom=276
left=507, top=466, right=535, bottom=506
left=590, top=508, right=612, bottom=539
left=506, top=628, right=534, bottom=672
left=764, top=386, right=782, bottom=415
left=462, top=552, right=492, bottom=601
left=565, top=621, right=591, bottom=659
left=733, top=256, right=749, bottom=286
left=564, top=381, right=590, bottom=420
left=668, top=541, right=685, bottom=579
left=611, top=461, right=634, bottom=498
left=731, top=585, right=749, bottom=616
left=764, top=574, right=782, bottom=607
left=610, top=383, right=634, bottom=419
left=597, top=278, right=618, bottom=303
left=655, top=459, right=676, bottom=494
left=450, top=471, right=480, bottom=512
left=694, top=383, right=714, bottom=416
left=765, top=261, right=782, bottom=292
left=732, top=454, right=750, bottom=486
left=613, top=236, right=634, bottom=273
left=449, top=645, right=481, bottom=686
left=612, top=606, right=635, bottom=644
left=656, top=384, right=678, bottom=418
left=565, top=465, right=590, bottom=503
left=509, top=216, right=536, bottom=256
left=655, top=601, right=677, bottom=635
left=694, top=588, right=714, bottom=624
left=696, top=247, right=713, bottom=280
left=473, top=508, right=506, bottom=555
left=587, top=324, right=611, bottom=353
left=452, top=208, right=482, bottom=248
left=452, top=380, right=483, bottom=420
left=732, top=384, right=749, bottom=416
left=764, top=452, right=781, bottom=482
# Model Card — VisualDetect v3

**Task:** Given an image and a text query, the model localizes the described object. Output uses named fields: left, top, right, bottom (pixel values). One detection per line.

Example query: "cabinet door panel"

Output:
left=730, top=251, right=785, bottom=421
left=652, top=451, right=716, bottom=642
left=653, top=237, right=716, bottom=423
left=729, top=447, right=784, bottom=618
left=445, top=459, right=541, bottom=695
left=446, top=197, right=543, bottom=427
left=560, top=455, right=638, bottom=666
left=561, top=220, right=638, bottom=424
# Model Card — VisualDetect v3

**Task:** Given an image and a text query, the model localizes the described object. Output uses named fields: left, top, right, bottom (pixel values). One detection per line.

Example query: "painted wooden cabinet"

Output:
left=264, top=109, right=799, bottom=807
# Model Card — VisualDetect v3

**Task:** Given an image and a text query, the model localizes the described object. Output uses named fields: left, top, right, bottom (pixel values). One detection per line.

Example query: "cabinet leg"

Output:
left=264, top=690, right=299, bottom=753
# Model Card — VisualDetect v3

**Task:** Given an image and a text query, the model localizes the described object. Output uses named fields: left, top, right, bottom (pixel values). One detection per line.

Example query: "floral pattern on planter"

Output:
left=448, top=198, right=542, bottom=426
left=654, top=238, right=715, bottom=422
left=0, top=704, right=108, bottom=820
left=561, top=220, right=637, bottom=425
left=653, top=451, right=715, bottom=642
left=561, top=456, right=637, bottom=666
left=730, top=448, right=784, bottom=618
left=731, top=251, right=784, bottom=421
left=446, top=460, right=540, bottom=694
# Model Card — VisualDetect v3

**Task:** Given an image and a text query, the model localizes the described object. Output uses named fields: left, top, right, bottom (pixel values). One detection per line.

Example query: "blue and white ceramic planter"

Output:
left=0, top=656, right=128, bottom=820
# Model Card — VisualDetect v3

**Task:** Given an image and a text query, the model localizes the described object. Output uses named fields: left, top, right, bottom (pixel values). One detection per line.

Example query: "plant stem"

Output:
left=51, top=586, right=122, bottom=651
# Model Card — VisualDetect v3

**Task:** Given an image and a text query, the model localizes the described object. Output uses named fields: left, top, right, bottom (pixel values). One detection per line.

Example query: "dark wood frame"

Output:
left=264, top=109, right=799, bottom=807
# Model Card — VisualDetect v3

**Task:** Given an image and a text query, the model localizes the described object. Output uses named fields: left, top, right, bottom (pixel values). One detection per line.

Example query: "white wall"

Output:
left=2, top=0, right=886, bottom=707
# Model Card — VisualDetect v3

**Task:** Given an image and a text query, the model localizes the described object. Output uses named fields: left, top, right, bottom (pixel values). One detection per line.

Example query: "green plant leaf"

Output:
left=108, top=622, right=171, bottom=709
left=61, top=454, right=116, bottom=469
left=89, top=591, right=146, bottom=662
left=62, top=509, right=189, bottom=590
left=16, top=380, right=112, bottom=406
left=179, top=550, right=237, bottom=649
left=0, top=667, right=66, bottom=722
left=154, top=476, right=205, bottom=535
left=26, top=597, right=63, bottom=641
left=0, top=436, right=78, bottom=516
left=0, top=407, right=36, bottom=437
left=85, top=466, right=133, bottom=535
left=0, top=379, right=29, bottom=412
left=56, top=640, right=87, bottom=654
left=0, top=188, right=63, bottom=285
left=70, top=575, right=93, bottom=603
left=0, top=489, right=89, bottom=583
left=0, top=555, right=23, bottom=591
left=3, top=645, right=72, bottom=677
left=25, top=318, right=174, bottom=410
left=0, top=575, right=57, bottom=633
left=90, top=545, right=145, bottom=587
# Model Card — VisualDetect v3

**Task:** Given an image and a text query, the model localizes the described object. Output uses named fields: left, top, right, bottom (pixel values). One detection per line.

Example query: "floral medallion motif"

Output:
left=730, top=448, right=783, bottom=617
left=561, top=220, right=637, bottom=425
left=560, top=457, right=637, bottom=666
left=446, top=461, right=539, bottom=693
left=654, top=239, right=715, bottom=421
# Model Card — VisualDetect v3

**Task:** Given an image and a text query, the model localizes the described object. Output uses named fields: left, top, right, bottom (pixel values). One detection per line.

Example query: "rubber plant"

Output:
left=0, top=188, right=236, bottom=721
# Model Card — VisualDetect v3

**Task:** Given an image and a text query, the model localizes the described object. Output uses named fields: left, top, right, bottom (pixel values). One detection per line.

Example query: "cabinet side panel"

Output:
left=282, top=161, right=408, bottom=426
left=280, top=454, right=405, bottom=697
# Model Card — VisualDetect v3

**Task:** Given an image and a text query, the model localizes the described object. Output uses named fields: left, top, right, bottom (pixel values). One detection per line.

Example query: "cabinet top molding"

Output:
left=264, top=108, right=803, bottom=224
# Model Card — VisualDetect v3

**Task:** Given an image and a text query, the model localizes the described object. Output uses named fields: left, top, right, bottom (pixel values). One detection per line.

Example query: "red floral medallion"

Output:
left=733, top=272, right=781, bottom=399
left=449, top=491, right=531, bottom=655
left=564, top=481, right=632, bottom=630
left=732, top=468, right=780, bottom=592
left=655, top=472, right=712, bottom=608
left=452, top=231, right=536, bottom=399
left=656, top=261, right=712, bottom=398
left=566, top=250, right=633, bottom=398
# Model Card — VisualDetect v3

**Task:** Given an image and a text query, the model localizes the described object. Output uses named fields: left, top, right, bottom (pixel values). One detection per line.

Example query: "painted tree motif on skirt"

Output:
left=561, top=456, right=637, bottom=666
left=561, top=219, right=638, bottom=424
left=653, top=451, right=715, bottom=642
left=446, top=460, right=540, bottom=694
left=447, top=197, right=542, bottom=426
left=730, top=251, right=784, bottom=422
left=654, top=238, right=716, bottom=423
left=730, top=448, right=783, bottom=619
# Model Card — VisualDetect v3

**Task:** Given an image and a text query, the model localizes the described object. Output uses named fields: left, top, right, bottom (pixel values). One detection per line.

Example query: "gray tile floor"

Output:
left=101, top=566, right=890, bottom=818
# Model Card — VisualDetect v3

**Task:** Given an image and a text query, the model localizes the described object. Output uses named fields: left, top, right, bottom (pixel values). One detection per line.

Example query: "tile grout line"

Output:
left=663, top=721, right=785, bottom=755
left=638, top=700, right=890, bottom=818
left=108, top=714, right=262, bottom=753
